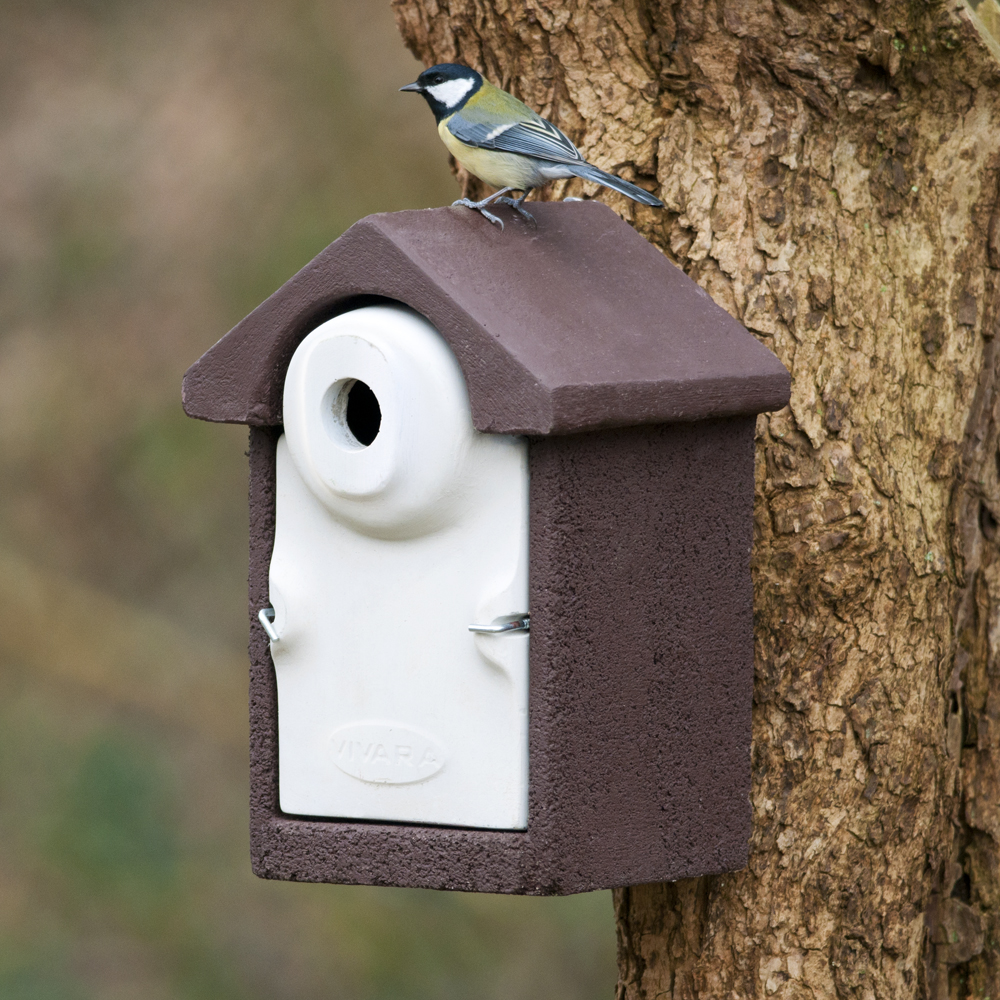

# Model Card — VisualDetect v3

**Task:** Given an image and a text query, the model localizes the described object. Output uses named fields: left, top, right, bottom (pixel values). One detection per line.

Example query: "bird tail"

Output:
left=567, top=162, right=664, bottom=207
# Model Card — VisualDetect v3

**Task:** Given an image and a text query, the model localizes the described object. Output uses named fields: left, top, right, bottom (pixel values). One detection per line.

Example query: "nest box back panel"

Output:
left=269, top=305, right=529, bottom=830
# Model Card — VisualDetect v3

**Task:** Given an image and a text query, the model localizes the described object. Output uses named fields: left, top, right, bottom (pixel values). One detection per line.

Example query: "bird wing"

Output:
left=447, top=113, right=584, bottom=164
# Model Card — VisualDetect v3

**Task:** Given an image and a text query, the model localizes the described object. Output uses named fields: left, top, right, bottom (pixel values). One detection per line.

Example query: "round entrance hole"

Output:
left=344, top=379, right=381, bottom=446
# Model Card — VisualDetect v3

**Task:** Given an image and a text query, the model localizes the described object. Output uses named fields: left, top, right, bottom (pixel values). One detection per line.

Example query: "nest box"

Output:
left=182, top=201, right=790, bottom=894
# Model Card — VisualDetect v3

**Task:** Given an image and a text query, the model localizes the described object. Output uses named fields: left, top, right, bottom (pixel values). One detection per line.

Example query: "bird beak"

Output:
left=399, top=82, right=423, bottom=92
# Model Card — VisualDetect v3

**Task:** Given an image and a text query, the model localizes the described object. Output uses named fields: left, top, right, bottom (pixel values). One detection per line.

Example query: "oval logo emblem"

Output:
left=331, top=722, right=446, bottom=784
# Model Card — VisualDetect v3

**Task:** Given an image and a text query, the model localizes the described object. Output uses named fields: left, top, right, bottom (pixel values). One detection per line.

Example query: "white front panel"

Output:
left=269, top=305, right=529, bottom=830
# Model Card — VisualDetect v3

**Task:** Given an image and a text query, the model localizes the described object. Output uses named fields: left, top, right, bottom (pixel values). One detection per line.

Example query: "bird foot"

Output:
left=452, top=195, right=510, bottom=230
left=494, top=197, right=536, bottom=226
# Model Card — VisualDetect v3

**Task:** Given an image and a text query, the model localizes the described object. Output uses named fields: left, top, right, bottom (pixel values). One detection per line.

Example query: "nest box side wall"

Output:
left=526, top=418, right=755, bottom=886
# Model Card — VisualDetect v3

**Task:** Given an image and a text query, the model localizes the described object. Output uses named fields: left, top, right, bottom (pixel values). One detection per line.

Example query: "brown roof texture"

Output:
left=182, top=201, right=789, bottom=435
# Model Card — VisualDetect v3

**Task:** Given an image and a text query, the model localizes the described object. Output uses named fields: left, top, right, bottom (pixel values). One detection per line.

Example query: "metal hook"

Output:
left=258, top=607, right=279, bottom=642
left=468, top=614, right=530, bottom=635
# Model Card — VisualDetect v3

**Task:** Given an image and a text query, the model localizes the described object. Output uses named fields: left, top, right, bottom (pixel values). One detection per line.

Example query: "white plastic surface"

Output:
left=270, top=304, right=529, bottom=830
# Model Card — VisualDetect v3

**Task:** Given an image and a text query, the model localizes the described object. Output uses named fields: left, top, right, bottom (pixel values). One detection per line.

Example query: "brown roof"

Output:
left=182, top=201, right=789, bottom=435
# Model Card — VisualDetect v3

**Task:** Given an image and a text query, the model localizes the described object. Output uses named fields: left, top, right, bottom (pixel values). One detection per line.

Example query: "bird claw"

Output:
left=494, top=197, right=536, bottom=226
left=452, top=198, right=505, bottom=230
left=479, top=208, right=504, bottom=229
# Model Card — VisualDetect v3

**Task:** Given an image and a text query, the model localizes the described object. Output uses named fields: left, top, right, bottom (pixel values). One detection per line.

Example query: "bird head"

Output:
left=400, top=64, right=483, bottom=121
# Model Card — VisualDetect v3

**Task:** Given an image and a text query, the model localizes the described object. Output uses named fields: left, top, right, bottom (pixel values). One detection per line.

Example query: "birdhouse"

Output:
left=182, top=201, right=790, bottom=894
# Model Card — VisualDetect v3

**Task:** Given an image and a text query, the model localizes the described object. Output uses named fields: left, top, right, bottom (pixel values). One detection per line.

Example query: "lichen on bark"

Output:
left=392, top=1, right=1000, bottom=996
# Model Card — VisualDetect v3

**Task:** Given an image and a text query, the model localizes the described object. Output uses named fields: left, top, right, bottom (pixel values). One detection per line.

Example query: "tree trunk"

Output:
left=391, top=1, right=1000, bottom=996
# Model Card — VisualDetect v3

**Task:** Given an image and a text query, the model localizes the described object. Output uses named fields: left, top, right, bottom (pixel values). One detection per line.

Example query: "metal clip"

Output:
left=468, top=614, right=530, bottom=635
left=258, top=607, right=279, bottom=642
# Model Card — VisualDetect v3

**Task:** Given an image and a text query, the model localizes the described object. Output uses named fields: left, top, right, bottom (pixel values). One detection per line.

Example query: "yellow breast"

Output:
left=437, top=119, right=538, bottom=192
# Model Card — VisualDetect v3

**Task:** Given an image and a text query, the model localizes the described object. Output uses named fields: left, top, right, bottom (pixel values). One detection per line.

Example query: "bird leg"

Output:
left=494, top=189, right=536, bottom=225
left=451, top=187, right=516, bottom=229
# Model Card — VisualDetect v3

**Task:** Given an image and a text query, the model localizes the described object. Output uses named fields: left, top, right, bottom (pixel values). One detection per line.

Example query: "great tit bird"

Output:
left=401, top=64, right=663, bottom=228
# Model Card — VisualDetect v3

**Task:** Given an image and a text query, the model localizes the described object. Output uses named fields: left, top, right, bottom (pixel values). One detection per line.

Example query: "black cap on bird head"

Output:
left=400, top=64, right=483, bottom=121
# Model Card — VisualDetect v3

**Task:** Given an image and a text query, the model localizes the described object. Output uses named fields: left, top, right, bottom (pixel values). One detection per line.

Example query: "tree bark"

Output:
left=391, top=1, right=1000, bottom=996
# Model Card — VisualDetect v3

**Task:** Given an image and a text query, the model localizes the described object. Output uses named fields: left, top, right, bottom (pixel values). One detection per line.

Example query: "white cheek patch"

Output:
left=426, top=78, right=475, bottom=108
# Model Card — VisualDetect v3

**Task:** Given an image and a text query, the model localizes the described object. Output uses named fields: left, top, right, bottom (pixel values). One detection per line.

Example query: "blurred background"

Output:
left=0, top=0, right=616, bottom=996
